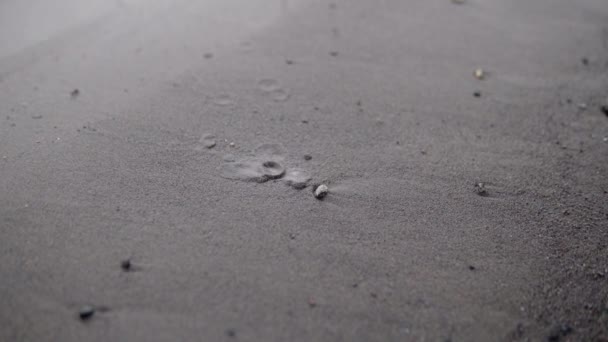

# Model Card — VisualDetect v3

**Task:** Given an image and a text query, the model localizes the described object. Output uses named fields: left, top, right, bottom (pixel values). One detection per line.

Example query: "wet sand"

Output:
left=1, top=0, right=607, bottom=341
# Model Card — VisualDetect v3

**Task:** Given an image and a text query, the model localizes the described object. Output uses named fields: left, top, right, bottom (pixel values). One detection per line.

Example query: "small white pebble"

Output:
left=474, top=68, right=485, bottom=80
left=314, top=184, right=329, bottom=200
left=229, top=142, right=235, bottom=147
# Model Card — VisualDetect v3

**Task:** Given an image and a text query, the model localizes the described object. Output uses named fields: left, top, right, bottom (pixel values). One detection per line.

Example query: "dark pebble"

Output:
left=78, top=306, right=95, bottom=321
left=547, top=324, right=573, bottom=341
left=121, top=259, right=132, bottom=271
left=581, top=57, right=589, bottom=65
left=329, top=51, right=339, bottom=57
left=285, top=59, right=294, bottom=65
left=601, top=105, right=608, bottom=116
left=226, top=329, right=236, bottom=337
left=473, top=91, right=481, bottom=98
left=204, top=53, right=214, bottom=59
left=71, top=89, right=80, bottom=98
left=304, top=154, right=312, bottom=161
left=468, top=265, right=476, bottom=271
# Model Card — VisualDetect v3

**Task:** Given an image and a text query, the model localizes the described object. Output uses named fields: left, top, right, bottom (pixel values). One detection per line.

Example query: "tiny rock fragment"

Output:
left=304, top=154, right=312, bottom=161
left=203, top=53, right=214, bottom=59
left=473, top=91, right=481, bottom=98
left=601, top=105, right=608, bottom=116
left=314, top=184, right=329, bottom=200
left=475, top=182, right=488, bottom=197
left=285, top=59, right=294, bottom=65
left=451, top=0, right=465, bottom=4
left=121, top=259, right=132, bottom=271
left=71, top=89, right=80, bottom=98
left=226, top=329, right=236, bottom=337
left=200, top=134, right=216, bottom=149
left=31, top=114, right=43, bottom=119
left=329, top=51, right=339, bottom=57
left=308, top=297, right=317, bottom=308
left=474, top=68, right=485, bottom=80
left=78, top=306, right=95, bottom=321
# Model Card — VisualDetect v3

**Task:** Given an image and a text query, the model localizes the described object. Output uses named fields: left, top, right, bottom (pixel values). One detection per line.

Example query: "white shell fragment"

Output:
left=314, top=184, right=329, bottom=200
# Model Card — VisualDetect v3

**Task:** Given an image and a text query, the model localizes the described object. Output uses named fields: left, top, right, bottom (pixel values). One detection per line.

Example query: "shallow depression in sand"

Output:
left=222, top=157, right=286, bottom=183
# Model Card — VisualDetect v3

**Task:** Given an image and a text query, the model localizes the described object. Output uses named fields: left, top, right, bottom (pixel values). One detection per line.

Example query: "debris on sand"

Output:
left=78, top=306, right=95, bottom=321
left=200, top=134, right=216, bottom=149
left=473, top=91, right=481, bottom=98
left=304, top=154, right=312, bottom=161
left=203, top=53, right=214, bottom=59
left=31, top=114, right=43, bottom=119
left=475, top=182, right=488, bottom=197
left=474, top=68, right=485, bottom=80
left=285, top=59, right=295, bottom=65
left=451, top=0, right=465, bottom=4
left=329, top=51, right=339, bottom=57
left=120, top=259, right=132, bottom=271
left=225, top=329, right=236, bottom=337
left=71, top=89, right=80, bottom=98
left=546, top=324, right=573, bottom=342
left=308, top=297, right=317, bottom=308
left=601, top=105, right=608, bottom=117
left=313, top=184, right=329, bottom=200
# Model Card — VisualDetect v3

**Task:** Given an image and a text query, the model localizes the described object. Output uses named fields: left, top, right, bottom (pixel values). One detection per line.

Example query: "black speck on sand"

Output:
left=0, top=0, right=607, bottom=341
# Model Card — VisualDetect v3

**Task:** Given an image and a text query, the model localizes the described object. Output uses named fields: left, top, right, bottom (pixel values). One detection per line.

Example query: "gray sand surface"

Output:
left=1, top=0, right=607, bottom=341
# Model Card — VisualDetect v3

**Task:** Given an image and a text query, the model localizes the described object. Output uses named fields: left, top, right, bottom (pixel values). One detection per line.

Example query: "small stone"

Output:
left=71, top=89, right=80, bottom=98
left=304, top=154, right=312, bottom=161
left=200, top=134, right=216, bottom=149
left=451, top=0, right=465, bottom=4
left=308, top=297, right=317, bottom=308
left=31, top=114, right=43, bottom=119
left=474, top=68, right=485, bottom=80
left=285, top=59, right=294, bottom=65
left=601, top=105, right=608, bottom=116
left=473, top=91, right=481, bottom=98
left=475, top=182, right=488, bottom=197
left=314, top=184, right=329, bottom=200
left=329, top=51, right=339, bottom=57
left=226, top=329, right=236, bottom=337
left=121, top=259, right=132, bottom=271
left=581, top=57, right=589, bottom=66
left=78, top=306, right=95, bottom=321
left=203, top=53, right=214, bottom=59
left=578, top=103, right=587, bottom=110
left=229, top=142, right=235, bottom=147
left=547, top=324, right=573, bottom=341
left=468, top=265, right=476, bottom=271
